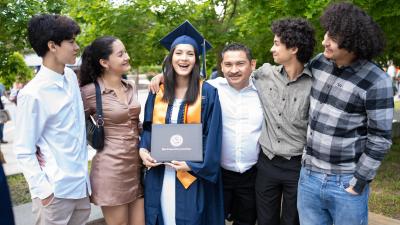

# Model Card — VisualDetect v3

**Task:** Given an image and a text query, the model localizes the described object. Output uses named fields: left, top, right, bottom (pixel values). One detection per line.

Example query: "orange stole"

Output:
left=152, top=81, right=203, bottom=189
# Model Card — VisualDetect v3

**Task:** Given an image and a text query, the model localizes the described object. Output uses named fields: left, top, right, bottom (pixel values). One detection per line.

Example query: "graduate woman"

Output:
left=139, top=21, right=224, bottom=225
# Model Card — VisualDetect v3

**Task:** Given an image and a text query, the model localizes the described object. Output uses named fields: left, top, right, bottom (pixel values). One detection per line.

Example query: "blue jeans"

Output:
left=297, top=167, right=369, bottom=225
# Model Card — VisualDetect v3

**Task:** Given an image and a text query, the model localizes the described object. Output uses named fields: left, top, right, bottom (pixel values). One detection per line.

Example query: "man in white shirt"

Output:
left=207, top=43, right=262, bottom=225
left=14, top=14, right=91, bottom=225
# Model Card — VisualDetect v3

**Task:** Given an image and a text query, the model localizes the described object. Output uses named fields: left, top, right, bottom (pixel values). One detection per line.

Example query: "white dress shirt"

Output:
left=207, top=77, right=263, bottom=173
left=14, top=65, right=90, bottom=200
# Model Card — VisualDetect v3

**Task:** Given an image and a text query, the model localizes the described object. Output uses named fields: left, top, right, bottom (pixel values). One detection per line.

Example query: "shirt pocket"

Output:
left=289, top=93, right=310, bottom=122
left=259, top=83, right=280, bottom=107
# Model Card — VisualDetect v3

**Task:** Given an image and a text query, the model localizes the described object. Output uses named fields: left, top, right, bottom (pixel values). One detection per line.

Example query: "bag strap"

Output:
left=94, top=81, right=104, bottom=126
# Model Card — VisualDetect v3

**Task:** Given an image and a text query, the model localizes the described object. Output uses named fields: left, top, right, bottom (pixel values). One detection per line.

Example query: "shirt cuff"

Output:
left=350, top=177, right=368, bottom=194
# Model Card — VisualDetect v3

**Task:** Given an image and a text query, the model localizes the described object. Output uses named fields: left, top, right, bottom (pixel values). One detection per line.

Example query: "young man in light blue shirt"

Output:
left=14, top=14, right=91, bottom=225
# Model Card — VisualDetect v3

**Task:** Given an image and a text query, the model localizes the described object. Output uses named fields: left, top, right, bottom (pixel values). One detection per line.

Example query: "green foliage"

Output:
left=369, top=137, right=400, bottom=219
left=0, top=52, right=33, bottom=88
left=0, top=0, right=37, bottom=73
left=1, top=0, right=400, bottom=81
left=66, top=0, right=162, bottom=68
left=6, top=173, right=31, bottom=206
left=356, top=0, right=400, bottom=65
left=139, top=65, right=162, bottom=76
left=0, top=0, right=67, bottom=85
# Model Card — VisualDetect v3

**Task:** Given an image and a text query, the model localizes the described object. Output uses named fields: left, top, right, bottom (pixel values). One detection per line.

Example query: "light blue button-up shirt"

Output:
left=14, top=65, right=90, bottom=199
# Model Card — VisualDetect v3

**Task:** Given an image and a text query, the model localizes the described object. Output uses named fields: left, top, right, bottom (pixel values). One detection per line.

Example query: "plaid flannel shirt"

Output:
left=303, top=53, right=393, bottom=193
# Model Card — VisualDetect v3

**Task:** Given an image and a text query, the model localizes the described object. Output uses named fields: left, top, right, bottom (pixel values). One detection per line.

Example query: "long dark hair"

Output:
left=79, top=36, right=117, bottom=87
left=161, top=46, right=201, bottom=104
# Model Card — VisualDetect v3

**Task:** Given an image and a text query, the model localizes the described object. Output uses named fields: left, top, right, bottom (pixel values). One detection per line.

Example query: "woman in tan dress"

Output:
left=79, top=36, right=144, bottom=225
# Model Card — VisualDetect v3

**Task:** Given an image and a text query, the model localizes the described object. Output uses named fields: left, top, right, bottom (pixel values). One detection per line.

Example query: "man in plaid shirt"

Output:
left=298, top=3, right=394, bottom=225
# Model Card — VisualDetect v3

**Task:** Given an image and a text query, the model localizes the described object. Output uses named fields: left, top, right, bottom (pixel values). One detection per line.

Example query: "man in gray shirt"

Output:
left=252, top=18, right=315, bottom=225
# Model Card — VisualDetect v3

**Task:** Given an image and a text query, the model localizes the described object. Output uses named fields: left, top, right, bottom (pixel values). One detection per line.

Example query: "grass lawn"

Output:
left=369, top=137, right=400, bottom=219
left=395, top=100, right=400, bottom=111
left=6, top=173, right=30, bottom=206
left=5, top=149, right=400, bottom=219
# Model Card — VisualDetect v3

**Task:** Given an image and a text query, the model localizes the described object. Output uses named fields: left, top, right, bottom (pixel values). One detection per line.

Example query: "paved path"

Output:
left=13, top=202, right=105, bottom=225
left=369, top=212, right=400, bottom=225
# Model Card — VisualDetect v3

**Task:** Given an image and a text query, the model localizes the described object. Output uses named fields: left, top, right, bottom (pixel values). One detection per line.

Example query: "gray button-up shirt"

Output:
left=252, top=63, right=312, bottom=159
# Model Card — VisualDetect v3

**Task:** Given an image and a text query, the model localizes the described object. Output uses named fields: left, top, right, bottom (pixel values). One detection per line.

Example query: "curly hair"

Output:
left=320, top=2, right=385, bottom=60
left=271, top=18, right=316, bottom=64
left=28, top=14, right=80, bottom=57
left=79, top=36, right=117, bottom=87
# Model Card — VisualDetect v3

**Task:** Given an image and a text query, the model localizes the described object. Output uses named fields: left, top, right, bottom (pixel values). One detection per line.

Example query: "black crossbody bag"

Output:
left=86, top=81, right=105, bottom=151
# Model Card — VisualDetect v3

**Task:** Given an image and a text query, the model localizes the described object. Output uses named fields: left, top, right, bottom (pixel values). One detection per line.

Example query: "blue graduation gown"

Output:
left=0, top=164, right=15, bottom=225
left=140, top=82, right=224, bottom=225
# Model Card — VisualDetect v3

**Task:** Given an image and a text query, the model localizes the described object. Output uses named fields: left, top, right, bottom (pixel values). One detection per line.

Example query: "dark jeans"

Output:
left=222, top=166, right=257, bottom=225
left=255, top=153, right=301, bottom=225
left=0, top=123, right=4, bottom=141
left=0, top=164, right=15, bottom=225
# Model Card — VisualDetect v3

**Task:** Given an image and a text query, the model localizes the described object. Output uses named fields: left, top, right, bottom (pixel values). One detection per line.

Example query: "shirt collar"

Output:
left=248, top=78, right=258, bottom=91
left=219, top=77, right=257, bottom=91
left=325, top=55, right=368, bottom=74
left=278, top=65, right=312, bottom=80
left=37, top=64, right=66, bottom=88
left=341, top=59, right=367, bottom=73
